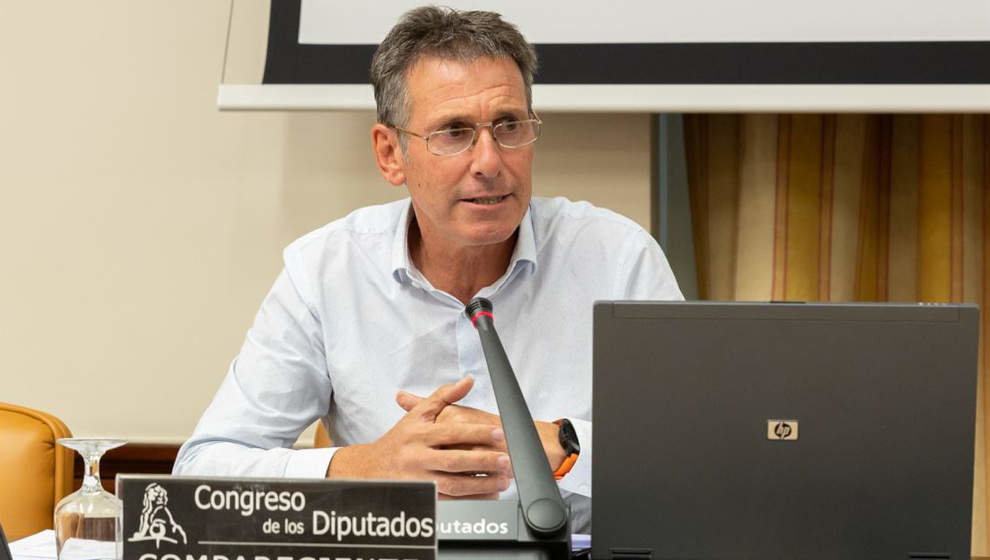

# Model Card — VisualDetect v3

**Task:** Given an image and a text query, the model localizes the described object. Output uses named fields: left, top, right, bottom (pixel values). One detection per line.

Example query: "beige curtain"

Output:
left=684, top=114, right=990, bottom=553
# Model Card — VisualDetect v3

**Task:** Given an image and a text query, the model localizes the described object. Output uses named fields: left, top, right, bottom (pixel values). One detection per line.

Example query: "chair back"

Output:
left=314, top=420, right=332, bottom=448
left=0, top=403, right=74, bottom=540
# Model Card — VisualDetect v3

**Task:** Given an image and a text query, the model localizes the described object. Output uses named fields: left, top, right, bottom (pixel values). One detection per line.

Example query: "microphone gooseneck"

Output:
left=465, top=297, right=569, bottom=536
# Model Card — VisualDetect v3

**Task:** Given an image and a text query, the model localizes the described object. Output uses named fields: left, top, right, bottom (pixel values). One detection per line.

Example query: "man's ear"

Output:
left=371, top=123, right=406, bottom=186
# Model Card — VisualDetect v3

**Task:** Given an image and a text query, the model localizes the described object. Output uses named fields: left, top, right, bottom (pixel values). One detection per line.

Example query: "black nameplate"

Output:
left=436, top=501, right=519, bottom=541
left=117, top=475, right=436, bottom=560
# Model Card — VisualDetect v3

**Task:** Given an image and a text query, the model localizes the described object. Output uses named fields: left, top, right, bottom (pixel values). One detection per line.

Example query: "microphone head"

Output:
left=465, top=297, right=493, bottom=320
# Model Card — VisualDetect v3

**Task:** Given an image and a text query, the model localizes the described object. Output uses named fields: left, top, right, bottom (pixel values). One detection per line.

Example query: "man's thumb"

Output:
left=396, top=390, right=424, bottom=411
left=414, top=376, right=474, bottom=421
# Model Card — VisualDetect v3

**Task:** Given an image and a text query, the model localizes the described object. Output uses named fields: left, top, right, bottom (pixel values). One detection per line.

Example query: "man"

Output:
left=173, top=7, right=682, bottom=532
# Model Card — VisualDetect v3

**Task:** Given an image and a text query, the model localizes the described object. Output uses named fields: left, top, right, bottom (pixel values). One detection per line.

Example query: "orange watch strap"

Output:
left=554, top=452, right=579, bottom=480
left=553, top=418, right=580, bottom=480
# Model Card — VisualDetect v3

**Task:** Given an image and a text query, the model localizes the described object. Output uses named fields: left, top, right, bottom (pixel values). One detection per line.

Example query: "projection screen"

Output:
left=218, top=0, right=990, bottom=111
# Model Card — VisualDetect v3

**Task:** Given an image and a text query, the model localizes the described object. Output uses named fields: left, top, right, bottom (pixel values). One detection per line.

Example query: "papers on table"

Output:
left=10, top=530, right=114, bottom=560
left=9, top=530, right=55, bottom=560
left=572, top=532, right=591, bottom=551
left=57, top=537, right=115, bottom=560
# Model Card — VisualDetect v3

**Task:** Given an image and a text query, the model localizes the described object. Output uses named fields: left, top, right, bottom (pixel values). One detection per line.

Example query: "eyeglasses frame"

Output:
left=390, top=113, right=543, bottom=157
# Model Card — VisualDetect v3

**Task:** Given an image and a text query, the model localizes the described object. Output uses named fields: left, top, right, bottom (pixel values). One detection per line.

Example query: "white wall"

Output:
left=0, top=2, right=651, bottom=443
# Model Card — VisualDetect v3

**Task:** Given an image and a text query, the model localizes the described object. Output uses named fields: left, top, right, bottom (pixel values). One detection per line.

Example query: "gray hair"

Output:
left=370, top=6, right=538, bottom=129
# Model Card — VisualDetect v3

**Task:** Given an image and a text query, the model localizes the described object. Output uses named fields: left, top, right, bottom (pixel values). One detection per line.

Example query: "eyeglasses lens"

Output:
left=427, top=120, right=541, bottom=156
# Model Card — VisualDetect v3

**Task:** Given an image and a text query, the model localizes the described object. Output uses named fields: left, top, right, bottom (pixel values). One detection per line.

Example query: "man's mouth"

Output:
left=465, top=195, right=508, bottom=205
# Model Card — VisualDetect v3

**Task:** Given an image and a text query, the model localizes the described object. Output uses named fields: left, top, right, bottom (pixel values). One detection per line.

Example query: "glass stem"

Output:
left=81, top=451, right=103, bottom=494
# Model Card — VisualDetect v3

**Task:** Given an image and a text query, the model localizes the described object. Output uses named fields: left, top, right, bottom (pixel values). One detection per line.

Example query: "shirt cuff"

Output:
left=556, top=418, right=591, bottom=497
left=284, top=446, right=338, bottom=478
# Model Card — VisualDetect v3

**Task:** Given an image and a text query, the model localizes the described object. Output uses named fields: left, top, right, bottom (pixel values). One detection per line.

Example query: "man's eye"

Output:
left=438, top=128, right=469, bottom=139
left=499, top=120, right=521, bottom=132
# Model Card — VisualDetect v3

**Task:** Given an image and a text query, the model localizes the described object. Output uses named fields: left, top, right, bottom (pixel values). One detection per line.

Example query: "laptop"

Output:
left=591, top=301, right=978, bottom=560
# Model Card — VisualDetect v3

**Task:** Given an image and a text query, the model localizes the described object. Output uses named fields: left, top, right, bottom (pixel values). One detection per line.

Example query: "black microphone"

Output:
left=465, top=297, right=569, bottom=536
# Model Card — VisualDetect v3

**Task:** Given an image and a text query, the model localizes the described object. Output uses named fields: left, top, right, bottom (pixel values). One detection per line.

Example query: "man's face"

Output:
left=399, top=56, right=533, bottom=251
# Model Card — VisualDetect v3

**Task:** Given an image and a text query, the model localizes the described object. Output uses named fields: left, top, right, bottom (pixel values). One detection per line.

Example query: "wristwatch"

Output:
left=553, top=418, right=581, bottom=480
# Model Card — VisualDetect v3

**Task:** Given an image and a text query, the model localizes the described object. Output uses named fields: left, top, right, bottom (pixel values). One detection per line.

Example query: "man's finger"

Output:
left=422, top=423, right=505, bottom=448
left=441, top=442, right=510, bottom=456
left=413, top=376, right=474, bottom=421
left=426, top=448, right=510, bottom=475
left=439, top=492, right=498, bottom=501
left=396, top=391, right=424, bottom=411
left=437, top=405, right=502, bottom=426
left=434, top=473, right=510, bottom=497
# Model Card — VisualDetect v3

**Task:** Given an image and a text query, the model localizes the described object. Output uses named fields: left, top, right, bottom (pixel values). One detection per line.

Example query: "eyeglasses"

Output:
left=392, top=116, right=543, bottom=156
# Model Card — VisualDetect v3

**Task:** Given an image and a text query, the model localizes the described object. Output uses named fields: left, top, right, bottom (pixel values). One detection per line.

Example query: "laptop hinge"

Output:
left=610, top=548, right=653, bottom=559
left=908, top=554, right=950, bottom=559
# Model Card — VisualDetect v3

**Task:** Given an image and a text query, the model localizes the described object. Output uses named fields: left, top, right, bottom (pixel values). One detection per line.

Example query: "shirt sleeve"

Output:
left=556, top=417, right=593, bottom=497
left=614, top=229, right=685, bottom=301
left=556, top=228, right=684, bottom=498
left=173, top=256, right=334, bottom=478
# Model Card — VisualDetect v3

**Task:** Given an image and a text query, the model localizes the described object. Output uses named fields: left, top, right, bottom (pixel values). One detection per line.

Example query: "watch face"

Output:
left=559, top=419, right=581, bottom=455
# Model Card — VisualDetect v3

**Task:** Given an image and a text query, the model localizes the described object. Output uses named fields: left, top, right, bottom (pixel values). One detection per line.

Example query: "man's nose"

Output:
left=470, top=127, right=503, bottom=178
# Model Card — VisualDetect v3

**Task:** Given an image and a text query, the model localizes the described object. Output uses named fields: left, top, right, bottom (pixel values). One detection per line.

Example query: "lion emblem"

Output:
left=127, top=483, right=187, bottom=547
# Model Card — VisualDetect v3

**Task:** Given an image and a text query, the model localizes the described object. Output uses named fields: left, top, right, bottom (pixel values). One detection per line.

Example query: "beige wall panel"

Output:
left=223, top=0, right=270, bottom=84
left=533, top=113, right=652, bottom=230
left=0, top=2, right=650, bottom=442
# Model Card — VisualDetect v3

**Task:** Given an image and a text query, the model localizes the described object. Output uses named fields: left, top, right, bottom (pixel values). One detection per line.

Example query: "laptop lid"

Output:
left=592, top=301, right=978, bottom=560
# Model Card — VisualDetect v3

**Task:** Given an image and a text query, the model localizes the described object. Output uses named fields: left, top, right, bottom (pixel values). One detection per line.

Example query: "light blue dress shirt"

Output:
left=173, top=196, right=683, bottom=532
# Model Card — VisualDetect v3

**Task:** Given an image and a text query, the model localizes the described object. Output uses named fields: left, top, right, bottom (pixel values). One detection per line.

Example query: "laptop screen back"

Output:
left=592, top=302, right=978, bottom=560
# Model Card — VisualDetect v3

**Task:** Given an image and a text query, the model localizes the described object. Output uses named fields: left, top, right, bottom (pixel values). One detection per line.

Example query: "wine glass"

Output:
left=54, top=438, right=127, bottom=560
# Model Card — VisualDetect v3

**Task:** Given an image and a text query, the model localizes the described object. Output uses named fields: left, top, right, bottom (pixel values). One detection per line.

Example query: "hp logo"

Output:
left=767, top=420, right=799, bottom=440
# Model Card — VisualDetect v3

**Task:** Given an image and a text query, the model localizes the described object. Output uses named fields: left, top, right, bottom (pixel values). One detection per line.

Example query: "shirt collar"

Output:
left=390, top=199, right=538, bottom=285
left=390, top=200, right=416, bottom=284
